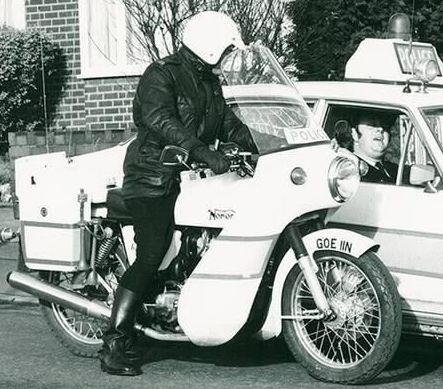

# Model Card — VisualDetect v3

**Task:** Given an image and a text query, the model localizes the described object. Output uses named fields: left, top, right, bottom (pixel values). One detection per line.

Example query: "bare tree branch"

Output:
left=122, top=0, right=289, bottom=65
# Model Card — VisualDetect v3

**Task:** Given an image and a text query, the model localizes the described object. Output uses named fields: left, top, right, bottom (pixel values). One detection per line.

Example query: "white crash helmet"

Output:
left=182, top=11, right=245, bottom=65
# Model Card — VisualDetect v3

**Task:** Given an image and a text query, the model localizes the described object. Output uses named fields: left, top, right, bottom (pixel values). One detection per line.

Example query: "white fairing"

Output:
left=177, top=144, right=344, bottom=346
left=176, top=145, right=338, bottom=234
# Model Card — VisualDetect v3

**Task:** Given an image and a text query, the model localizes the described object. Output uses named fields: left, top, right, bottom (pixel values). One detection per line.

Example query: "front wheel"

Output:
left=282, top=250, right=402, bottom=385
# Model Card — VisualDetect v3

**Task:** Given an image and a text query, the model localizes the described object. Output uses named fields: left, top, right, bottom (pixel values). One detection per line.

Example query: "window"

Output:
left=0, top=0, right=25, bottom=29
left=78, top=0, right=149, bottom=78
left=324, top=103, right=436, bottom=186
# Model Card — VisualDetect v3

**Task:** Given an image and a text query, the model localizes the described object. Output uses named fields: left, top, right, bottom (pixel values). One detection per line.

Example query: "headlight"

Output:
left=414, top=58, right=439, bottom=83
left=328, top=157, right=360, bottom=202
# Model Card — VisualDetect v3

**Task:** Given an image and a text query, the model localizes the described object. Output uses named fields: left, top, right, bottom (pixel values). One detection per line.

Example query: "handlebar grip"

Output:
left=191, top=162, right=208, bottom=169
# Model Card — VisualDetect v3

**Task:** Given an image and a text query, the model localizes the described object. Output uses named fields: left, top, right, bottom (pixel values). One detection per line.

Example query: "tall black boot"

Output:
left=99, top=286, right=142, bottom=376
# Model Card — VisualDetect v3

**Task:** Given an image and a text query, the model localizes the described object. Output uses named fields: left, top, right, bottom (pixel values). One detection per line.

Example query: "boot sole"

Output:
left=100, top=362, right=142, bottom=376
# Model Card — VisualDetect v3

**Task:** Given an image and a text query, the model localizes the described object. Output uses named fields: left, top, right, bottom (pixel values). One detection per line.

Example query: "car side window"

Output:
left=324, top=104, right=437, bottom=186
left=324, top=104, right=408, bottom=185
left=399, top=115, right=433, bottom=165
left=397, top=114, right=437, bottom=186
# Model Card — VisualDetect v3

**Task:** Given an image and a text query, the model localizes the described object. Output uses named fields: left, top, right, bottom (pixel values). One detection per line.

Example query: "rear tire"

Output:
left=40, top=299, right=106, bottom=358
left=282, top=250, right=402, bottom=384
left=40, top=271, right=111, bottom=357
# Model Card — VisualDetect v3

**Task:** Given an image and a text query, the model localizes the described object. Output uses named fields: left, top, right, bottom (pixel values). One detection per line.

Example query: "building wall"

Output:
left=26, top=0, right=86, bottom=133
left=23, top=0, right=138, bottom=141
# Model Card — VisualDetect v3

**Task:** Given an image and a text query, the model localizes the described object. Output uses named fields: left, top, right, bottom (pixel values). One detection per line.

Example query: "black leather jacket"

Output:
left=122, top=46, right=255, bottom=199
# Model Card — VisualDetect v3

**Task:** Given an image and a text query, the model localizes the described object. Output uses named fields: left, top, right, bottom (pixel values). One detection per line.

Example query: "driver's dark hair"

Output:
left=350, top=110, right=397, bottom=133
left=334, top=119, right=354, bottom=151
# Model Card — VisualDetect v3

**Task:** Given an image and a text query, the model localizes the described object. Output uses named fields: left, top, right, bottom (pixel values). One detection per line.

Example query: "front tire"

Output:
left=282, top=250, right=402, bottom=385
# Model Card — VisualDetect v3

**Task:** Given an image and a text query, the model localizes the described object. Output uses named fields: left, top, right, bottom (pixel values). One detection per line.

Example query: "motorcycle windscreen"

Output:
left=220, top=44, right=328, bottom=154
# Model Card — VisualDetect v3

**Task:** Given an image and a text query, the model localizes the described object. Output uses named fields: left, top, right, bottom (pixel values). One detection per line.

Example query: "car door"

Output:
left=317, top=102, right=443, bottom=322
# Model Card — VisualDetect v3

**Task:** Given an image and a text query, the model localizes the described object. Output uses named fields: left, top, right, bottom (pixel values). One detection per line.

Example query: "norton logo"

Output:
left=208, top=209, right=235, bottom=221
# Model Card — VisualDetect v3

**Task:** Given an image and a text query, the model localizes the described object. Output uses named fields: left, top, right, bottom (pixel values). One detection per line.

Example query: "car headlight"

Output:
left=328, top=157, right=360, bottom=202
left=414, top=58, right=439, bottom=83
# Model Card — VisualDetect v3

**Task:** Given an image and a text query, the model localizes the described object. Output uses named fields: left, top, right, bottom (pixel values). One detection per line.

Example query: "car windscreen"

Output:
left=231, top=100, right=329, bottom=154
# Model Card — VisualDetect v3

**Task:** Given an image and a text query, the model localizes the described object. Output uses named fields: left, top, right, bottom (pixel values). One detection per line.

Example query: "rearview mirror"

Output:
left=160, top=146, right=189, bottom=167
left=409, top=164, right=435, bottom=186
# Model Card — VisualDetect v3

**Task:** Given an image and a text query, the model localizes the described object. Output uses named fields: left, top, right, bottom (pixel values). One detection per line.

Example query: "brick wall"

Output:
left=26, top=0, right=86, bottom=133
left=84, top=77, right=139, bottom=132
left=24, top=0, right=139, bottom=139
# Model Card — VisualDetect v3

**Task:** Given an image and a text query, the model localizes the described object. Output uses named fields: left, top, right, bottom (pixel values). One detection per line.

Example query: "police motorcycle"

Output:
left=3, top=44, right=401, bottom=385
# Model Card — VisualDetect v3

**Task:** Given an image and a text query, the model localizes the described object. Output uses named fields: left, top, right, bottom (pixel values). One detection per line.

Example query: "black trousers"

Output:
left=119, top=194, right=177, bottom=299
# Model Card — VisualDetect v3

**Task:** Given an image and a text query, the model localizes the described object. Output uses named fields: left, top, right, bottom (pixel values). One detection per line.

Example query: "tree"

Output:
left=122, top=0, right=289, bottom=64
left=0, top=28, right=67, bottom=152
left=286, top=0, right=443, bottom=80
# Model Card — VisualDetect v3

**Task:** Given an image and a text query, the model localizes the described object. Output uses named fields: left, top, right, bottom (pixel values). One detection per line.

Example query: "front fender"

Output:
left=255, top=228, right=379, bottom=340
left=303, top=228, right=379, bottom=259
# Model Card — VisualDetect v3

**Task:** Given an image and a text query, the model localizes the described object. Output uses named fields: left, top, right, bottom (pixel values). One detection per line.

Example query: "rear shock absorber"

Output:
left=95, top=227, right=116, bottom=268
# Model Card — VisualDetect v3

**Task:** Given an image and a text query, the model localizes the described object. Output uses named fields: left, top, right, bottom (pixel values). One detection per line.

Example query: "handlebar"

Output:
left=162, top=144, right=256, bottom=179
left=224, top=150, right=255, bottom=177
left=181, top=150, right=255, bottom=182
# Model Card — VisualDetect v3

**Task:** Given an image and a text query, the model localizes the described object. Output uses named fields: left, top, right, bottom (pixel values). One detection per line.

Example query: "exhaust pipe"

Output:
left=7, top=271, right=190, bottom=342
left=7, top=271, right=111, bottom=320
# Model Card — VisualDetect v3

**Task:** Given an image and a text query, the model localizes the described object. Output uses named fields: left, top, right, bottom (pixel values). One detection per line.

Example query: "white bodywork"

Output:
left=176, top=145, right=357, bottom=345
left=297, top=37, right=443, bottom=336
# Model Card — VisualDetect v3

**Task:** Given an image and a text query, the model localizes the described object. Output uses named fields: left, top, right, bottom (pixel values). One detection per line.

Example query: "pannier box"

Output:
left=15, top=152, right=92, bottom=271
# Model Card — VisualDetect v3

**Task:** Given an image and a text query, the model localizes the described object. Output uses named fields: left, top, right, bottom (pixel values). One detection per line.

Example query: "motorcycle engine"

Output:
left=143, top=228, right=217, bottom=333
left=149, top=227, right=218, bottom=333
left=151, top=281, right=182, bottom=332
left=168, top=227, right=216, bottom=281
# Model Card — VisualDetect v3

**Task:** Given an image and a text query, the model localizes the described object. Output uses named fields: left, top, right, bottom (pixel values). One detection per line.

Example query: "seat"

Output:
left=106, top=188, right=133, bottom=224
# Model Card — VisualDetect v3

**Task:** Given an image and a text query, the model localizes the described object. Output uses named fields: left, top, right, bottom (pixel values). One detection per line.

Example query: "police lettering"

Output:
left=395, top=43, right=440, bottom=75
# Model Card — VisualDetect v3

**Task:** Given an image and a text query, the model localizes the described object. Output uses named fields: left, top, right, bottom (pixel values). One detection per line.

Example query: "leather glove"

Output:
left=191, top=145, right=230, bottom=174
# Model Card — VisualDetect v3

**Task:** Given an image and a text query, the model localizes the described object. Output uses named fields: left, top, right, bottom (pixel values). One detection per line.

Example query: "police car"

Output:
left=297, top=15, right=443, bottom=339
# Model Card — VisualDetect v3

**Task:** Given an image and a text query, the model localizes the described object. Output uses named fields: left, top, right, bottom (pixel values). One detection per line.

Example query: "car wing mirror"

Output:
left=160, top=145, right=189, bottom=167
left=409, top=164, right=438, bottom=190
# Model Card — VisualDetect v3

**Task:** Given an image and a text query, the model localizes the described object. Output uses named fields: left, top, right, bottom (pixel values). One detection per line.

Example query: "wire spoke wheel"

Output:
left=39, top=249, right=126, bottom=358
left=282, top=250, right=402, bottom=384
left=295, top=257, right=380, bottom=366
left=50, top=272, right=108, bottom=345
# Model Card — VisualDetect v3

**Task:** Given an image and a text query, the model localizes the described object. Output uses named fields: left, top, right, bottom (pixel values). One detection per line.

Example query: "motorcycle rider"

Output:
left=99, top=11, right=257, bottom=376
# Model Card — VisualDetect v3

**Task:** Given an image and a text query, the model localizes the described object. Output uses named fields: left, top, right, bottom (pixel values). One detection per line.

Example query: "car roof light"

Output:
left=387, top=13, right=411, bottom=41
